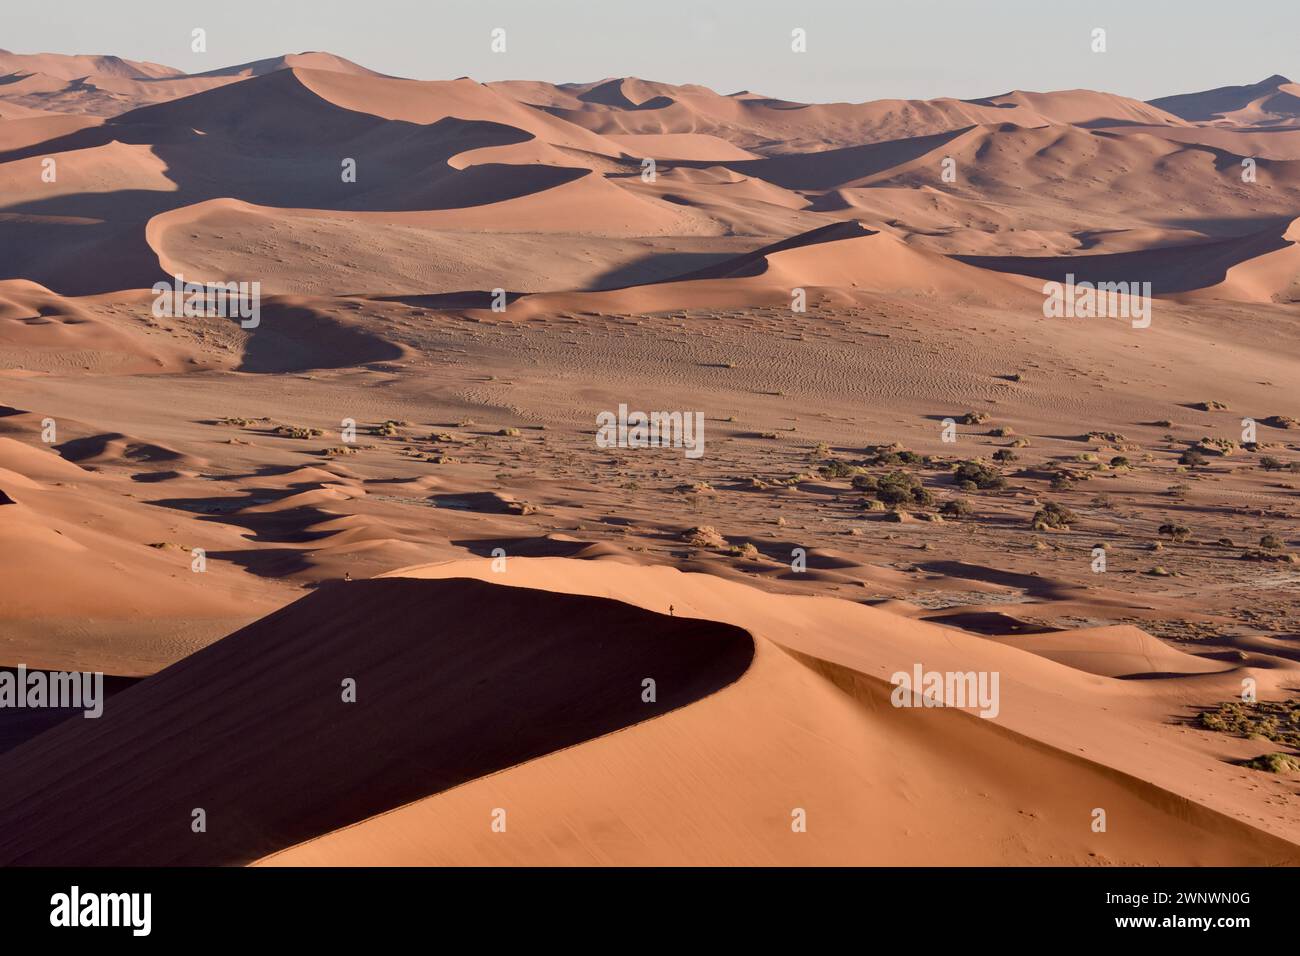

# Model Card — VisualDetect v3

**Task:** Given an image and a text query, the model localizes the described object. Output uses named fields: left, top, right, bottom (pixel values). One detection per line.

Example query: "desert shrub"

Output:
left=866, top=446, right=925, bottom=467
left=1243, top=753, right=1300, bottom=774
left=1259, top=533, right=1285, bottom=551
left=1242, top=549, right=1298, bottom=563
left=952, top=460, right=1005, bottom=490
left=728, top=542, right=760, bottom=560
left=818, top=459, right=859, bottom=479
left=1197, top=698, right=1300, bottom=748
left=683, top=526, right=726, bottom=548
left=1179, top=448, right=1207, bottom=467
left=940, top=498, right=972, bottom=518
left=876, top=470, right=933, bottom=508
left=1197, top=437, right=1236, bottom=456
left=992, top=448, right=1018, bottom=463
left=851, top=473, right=878, bottom=492
left=1032, top=500, right=1077, bottom=530
left=275, top=424, right=324, bottom=439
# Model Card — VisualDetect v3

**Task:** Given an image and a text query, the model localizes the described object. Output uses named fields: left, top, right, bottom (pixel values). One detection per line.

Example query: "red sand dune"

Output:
left=254, top=559, right=1299, bottom=866
left=1151, top=74, right=1300, bottom=127
left=0, top=577, right=753, bottom=865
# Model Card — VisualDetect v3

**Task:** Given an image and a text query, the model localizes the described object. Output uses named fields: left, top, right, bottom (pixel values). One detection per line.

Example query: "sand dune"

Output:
left=0, top=50, right=183, bottom=81
left=0, top=577, right=753, bottom=865
left=989, top=624, right=1232, bottom=678
left=492, top=220, right=1039, bottom=320
left=250, top=558, right=1299, bottom=866
left=505, top=78, right=1189, bottom=153
left=1150, top=74, right=1300, bottom=127
left=1, top=560, right=1292, bottom=866
left=0, top=50, right=383, bottom=118
left=958, top=215, right=1300, bottom=301
left=191, top=51, right=383, bottom=79
left=0, top=422, right=279, bottom=674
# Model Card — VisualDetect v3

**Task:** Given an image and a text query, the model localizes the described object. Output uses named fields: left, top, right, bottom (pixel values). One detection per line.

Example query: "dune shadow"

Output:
left=450, top=535, right=592, bottom=558
left=236, top=302, right=404, bottom=372
left=923, top=611, right=1060, bottom=636
left=0, top=672, right=138, bottom=757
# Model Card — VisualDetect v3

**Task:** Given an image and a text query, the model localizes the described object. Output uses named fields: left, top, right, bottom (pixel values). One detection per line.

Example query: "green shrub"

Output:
left=1032, top=501, right=1077, bottom=530
left=940, top=498, right=972, bottom=518
left=876, top=470, right=933, bottom=508
left=952, top=460, right=1005, bottom=490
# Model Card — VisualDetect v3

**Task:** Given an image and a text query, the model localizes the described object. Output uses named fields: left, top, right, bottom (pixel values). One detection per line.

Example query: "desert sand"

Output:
left=0, top=50, right=1298, bottom=866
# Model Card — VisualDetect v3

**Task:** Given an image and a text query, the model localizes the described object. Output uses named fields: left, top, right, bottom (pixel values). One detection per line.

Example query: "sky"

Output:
left=3, top=0, right=1296, bottom=104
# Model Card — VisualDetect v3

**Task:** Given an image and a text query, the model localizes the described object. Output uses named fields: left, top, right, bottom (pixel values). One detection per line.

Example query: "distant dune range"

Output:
left=1, top=50, right=1299, bottom=866
left=2, top=54, right=1300, bottom=298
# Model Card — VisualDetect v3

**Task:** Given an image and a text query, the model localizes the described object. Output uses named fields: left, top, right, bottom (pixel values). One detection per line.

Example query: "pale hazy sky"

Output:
left=4, top=0, right=1296, bottom=104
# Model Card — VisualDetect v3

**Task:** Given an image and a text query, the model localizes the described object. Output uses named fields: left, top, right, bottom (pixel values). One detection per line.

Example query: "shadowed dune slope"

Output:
left=1150, top=74, right=1300, bottom=126
left=0, top=578, right=753, bottom=866
left=957, top=215, right=1300, bottom=300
